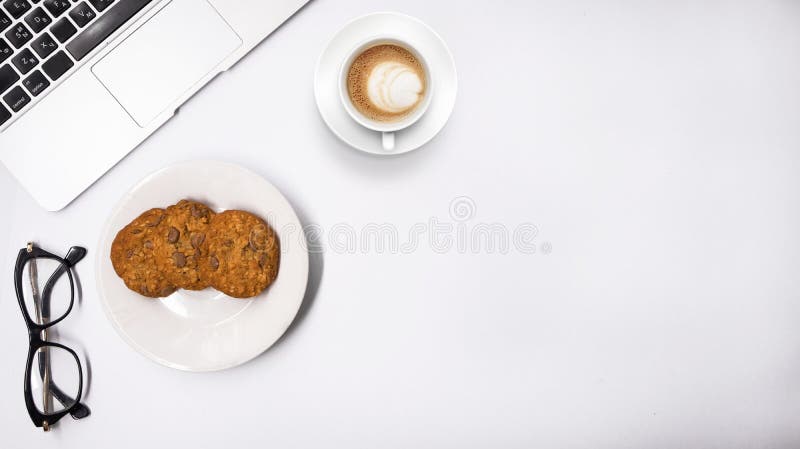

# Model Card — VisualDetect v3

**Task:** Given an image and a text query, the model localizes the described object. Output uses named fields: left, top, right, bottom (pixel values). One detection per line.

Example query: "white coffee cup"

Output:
left=339, top=37, right=434, bottom=151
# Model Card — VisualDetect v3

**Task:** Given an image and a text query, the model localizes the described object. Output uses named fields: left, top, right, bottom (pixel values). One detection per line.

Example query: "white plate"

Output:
left=96, top=161, right=309, bottom=372
left=314, top=12, right=458, bottom=155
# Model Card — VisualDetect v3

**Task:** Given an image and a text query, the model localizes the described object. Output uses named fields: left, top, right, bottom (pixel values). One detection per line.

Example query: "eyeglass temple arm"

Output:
left=37, top=245, right=90, bottom=420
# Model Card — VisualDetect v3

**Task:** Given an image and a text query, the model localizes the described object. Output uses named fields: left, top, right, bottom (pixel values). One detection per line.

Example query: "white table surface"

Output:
left=2, top=1, right=800, bottom=447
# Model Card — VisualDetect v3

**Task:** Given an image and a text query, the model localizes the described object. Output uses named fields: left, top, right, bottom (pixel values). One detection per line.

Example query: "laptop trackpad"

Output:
left=92, top=0, right=241, bottom=127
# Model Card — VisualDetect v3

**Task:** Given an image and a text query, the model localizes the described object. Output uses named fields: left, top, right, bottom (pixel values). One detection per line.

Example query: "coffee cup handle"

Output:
left=382, top=132, right=395, bottom=152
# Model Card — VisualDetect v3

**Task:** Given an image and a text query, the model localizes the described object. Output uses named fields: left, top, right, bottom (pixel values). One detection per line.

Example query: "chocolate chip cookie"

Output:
left=110, top=208, right=176, bottom=298
left=155, top=199, right=215, bottom=290
left=201, top=210, right=280, bottom=298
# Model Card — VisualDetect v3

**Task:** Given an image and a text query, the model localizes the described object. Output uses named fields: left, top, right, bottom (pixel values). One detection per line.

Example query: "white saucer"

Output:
left=314, top=12, right=458, bottom=155
left=96, top=161, right=309, bottom=372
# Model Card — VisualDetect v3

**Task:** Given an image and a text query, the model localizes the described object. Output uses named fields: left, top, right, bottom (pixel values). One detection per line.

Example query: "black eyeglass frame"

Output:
left=14, top=244, right=89, bottom=429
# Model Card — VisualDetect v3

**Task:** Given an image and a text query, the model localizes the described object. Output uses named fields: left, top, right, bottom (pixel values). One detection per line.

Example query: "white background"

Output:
left=2, top=0, right=800, bottom=447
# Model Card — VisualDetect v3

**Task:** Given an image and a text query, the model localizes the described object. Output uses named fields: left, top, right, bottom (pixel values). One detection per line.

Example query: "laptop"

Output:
left=0, top=0, right=309, bottom=211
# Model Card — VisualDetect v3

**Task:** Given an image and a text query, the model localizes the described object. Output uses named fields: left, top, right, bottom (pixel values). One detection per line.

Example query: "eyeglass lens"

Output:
left=29, top=345, right=80, bottom=415
left=21, top=257, right=73, bottom=326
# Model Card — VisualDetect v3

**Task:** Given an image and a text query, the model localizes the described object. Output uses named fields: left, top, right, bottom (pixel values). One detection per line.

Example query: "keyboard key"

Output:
left=31, top=32, right=56, bottom=58
left=50, top=16, right=75, bottom=42
left=87, top=0, right=112, bottom=12
left=3, top=0, right=31, bottom=19
left=5, top=23, right=32, bottom=48
left=0, top=10, right=11, bottom=33
left=0, top=103, right=10, bottom=126
left=0, top=64, right=20, bottom=94
left=42, top=0, right=70, bottom=17
left=42, top=50, right=71, bottom=80
left=67, top=0, right=151, bottom=60
left=68, top=1, right=94, bottom=27
left=11, top=48, right=37, bottom=74
left=0, top=38, right=11, bottom=63
left=24, top=7, right=51, bottom=33
left=3, top=85, right=29, bottom=111
left=22, top=69, right=48, bottom=95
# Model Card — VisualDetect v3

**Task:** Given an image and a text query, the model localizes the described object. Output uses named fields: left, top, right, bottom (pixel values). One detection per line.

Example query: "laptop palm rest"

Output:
left=92, top=0, right=242, bottom=127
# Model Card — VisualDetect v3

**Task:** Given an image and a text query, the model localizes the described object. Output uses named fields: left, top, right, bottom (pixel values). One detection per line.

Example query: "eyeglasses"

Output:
left=14, top=242, right=91, bottom=431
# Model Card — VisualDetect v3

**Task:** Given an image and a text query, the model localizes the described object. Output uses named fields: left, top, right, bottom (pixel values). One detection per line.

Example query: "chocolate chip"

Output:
left=209, top=256, right=219, bottom=270
left=147, top=214, right=165, bottom=227
left=126, top=249, right=133, bottom=259
left=258, top=253, right=268, bottom=269
left=160, top=286, right=174, bottom=297
left=144, top=240, right=154, bottom=249
left=173, top=252, right=186, bottom=268
left=131, top=229, right=143, bottom=235
left=191, top=204, right=202, bottom=218
left=191, top=232, right=205, bottom=249
left=167, top=227, right=179, bottom=243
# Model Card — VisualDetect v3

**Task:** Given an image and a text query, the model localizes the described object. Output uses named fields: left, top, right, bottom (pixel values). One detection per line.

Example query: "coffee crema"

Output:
left=346, top=44, right=426, bottom=123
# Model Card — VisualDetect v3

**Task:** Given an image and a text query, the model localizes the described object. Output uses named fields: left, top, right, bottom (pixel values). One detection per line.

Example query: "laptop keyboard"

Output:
left=0, top=0, right=153, bottom=128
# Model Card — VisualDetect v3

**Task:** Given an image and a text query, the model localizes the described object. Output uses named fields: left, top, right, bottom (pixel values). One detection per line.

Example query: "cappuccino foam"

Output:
left=346, top=44, right=426, bottom=123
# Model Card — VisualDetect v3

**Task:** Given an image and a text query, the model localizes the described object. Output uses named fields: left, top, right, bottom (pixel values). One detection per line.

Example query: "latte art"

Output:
left=367, top=61, right=424, bottom=113
left=346, top=44, right=427, bottom=123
